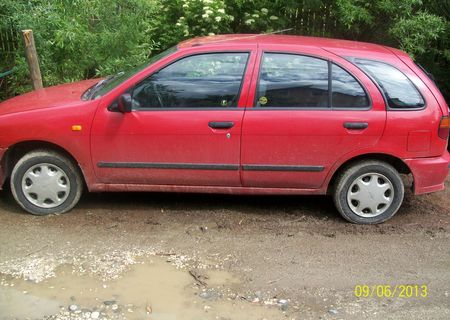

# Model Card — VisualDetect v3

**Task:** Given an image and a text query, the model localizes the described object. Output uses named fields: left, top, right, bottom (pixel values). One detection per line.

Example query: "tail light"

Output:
left=438, top=115, right=450, bottom=140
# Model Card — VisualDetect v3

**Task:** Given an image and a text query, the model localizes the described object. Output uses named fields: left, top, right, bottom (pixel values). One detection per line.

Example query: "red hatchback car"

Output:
left=0, top=34, right=449, bottom=224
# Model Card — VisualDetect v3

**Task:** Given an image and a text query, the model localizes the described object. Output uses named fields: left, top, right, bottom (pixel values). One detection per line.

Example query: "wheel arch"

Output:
left=326, top=153, right=411, bottom=195
left=1, top=140, right=87, bottom=188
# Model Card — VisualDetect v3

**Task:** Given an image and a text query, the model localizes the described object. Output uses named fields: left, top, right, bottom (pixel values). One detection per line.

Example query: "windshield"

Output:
left=82, top=46, right=177, bottom=100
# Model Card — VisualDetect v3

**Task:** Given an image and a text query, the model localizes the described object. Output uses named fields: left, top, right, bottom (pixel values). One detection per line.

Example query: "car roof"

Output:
left=178, top=34, right=404, bottom=57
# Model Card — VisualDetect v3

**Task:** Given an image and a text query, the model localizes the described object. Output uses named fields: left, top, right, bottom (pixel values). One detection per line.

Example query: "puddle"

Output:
left=0, top=257, right=284, bottom=320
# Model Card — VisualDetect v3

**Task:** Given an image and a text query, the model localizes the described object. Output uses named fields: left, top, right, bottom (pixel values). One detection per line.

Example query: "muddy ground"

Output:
left=0, top=174, right=449, bottom=320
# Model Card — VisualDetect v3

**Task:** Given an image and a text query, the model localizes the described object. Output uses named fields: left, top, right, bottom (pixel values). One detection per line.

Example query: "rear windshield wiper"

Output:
left=416, top=63, right=436, bottom=83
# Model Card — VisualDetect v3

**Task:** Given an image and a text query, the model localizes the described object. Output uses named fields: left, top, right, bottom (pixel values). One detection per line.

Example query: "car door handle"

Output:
left=208, top=121, right=235, bottom=129
left=343, top=122, right=369, bottom=130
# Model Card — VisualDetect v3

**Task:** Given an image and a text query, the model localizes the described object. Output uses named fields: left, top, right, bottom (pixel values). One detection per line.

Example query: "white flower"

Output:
left=252, top=14, right=259, bottom=18
left=205, top=9, right=213, bottom=15
left=218, top=8, right=225, bottom=14
left=202, top=13, right=209, bottom=19
left=269, top=15, right=278, bottom=20
left=184, top=29, right=190, bottom=36
left=245, top=19, right=255, bottom=25
left=261, top=8, right=268, bottom=14
left=176, top=22, right=182, bottom=26
left=182, top=3, right=188, bottom=8
left=215, top=16, right=222, bottom=22
left=208, top=32, right=215, bottom=36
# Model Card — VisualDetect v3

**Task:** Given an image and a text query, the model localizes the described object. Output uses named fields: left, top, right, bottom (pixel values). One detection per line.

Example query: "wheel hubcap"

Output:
left=346, top=173, right=394, bottom=218
left=21, top=163, right=71, bottom=209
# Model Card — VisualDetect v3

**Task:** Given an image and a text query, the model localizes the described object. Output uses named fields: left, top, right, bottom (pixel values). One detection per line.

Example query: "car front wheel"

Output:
left=10, top=150, right=83, bottom=215
left=333, top=160, right=404, bottom=224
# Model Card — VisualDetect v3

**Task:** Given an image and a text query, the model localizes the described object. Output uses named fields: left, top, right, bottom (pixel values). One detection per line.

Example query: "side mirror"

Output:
left=118, top=93, right=132, bottom=113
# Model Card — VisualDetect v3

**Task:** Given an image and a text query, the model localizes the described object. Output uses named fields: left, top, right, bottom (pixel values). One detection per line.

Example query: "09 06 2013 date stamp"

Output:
left=354, top=284, right=428, bottom=298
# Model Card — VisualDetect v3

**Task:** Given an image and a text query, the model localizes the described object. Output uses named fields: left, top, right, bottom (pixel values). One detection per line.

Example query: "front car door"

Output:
left=241, top=45, right=386, bottom=190
left=91, top=46, right=256, bottom=187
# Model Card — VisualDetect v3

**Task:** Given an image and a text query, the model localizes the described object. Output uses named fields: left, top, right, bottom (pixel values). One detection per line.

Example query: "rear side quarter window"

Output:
left=352, top=59, right=425, bottom=110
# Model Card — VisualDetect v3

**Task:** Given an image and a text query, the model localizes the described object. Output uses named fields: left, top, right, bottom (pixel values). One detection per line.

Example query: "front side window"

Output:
left=132, top=53, right=249, bottom=109
left=353, top=59, right=425, bottom=109
left=256, top=53, right=329, bottom=108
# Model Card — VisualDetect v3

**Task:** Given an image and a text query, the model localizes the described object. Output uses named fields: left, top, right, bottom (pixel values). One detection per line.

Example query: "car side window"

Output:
left=353, top=59, right=425, bottom=109
left=132, top=53, right=249, bottom=109
left=256, top=53, right=329, bottom=108
left=331, top=63, right=369, bottom=108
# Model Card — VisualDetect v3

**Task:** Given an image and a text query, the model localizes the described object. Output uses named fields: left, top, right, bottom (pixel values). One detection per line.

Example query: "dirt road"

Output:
left=0, top=175, right=449, bottom=319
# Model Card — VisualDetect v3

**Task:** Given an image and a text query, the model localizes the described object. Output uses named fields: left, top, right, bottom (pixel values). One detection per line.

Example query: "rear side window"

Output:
left=256, top=53, right=369, bottom=109
left=257, top=53, right=329, bottom=108
left=331, top=64, right=369, bottom=108
left=353, top=59, right=425, bottom=109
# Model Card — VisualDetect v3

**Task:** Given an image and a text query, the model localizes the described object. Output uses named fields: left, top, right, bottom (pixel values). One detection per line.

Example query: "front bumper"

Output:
left=0, top=147, right=6, bottom=190
left=404, top=151, right=450, bottom=195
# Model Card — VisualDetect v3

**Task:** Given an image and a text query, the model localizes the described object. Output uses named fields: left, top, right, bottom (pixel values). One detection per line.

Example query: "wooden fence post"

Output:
left=21, top=29, right=43, bottom=90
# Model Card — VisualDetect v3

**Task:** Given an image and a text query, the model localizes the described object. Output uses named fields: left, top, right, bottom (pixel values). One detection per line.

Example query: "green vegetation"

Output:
left=1, top=0, right=449, bottom=101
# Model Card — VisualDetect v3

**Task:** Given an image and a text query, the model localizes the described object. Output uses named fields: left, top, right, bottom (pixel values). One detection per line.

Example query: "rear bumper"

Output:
left=0, top=147, right=6, bottom=190
left=404, top=151, right=450, bottom=195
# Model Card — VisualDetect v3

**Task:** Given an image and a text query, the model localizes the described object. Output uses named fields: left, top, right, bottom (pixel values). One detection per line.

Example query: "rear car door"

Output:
left=91, top=47, right=256, bottom=186
left=241, top=45, right=386, bottom=189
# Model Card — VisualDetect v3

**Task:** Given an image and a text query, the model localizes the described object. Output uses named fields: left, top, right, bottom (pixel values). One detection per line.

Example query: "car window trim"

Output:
left=130, top=51, right=252, bottom=111
left=346, top=57, right=427, bottom=111
left=253, top=51, right=372, bottom=111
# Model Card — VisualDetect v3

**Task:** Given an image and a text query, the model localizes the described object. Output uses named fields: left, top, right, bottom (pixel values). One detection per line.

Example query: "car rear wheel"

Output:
left=333, top=160, right=404, bottom=224
left=10, top=150, right=83, bottom=215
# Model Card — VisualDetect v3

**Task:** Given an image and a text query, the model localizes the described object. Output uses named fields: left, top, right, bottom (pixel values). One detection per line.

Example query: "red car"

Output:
left=0, top=34, right=449, bottom=224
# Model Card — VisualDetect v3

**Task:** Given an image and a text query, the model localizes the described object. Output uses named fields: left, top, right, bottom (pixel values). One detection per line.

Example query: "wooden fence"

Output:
left=0, top=23, right=19, bottom=99
left=284, top=0, right=337, bottom=37
left=0, top=25, right=19, bottom=54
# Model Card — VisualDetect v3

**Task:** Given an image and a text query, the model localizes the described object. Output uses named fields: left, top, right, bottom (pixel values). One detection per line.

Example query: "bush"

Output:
left=1, top=0, right=182, bottom=97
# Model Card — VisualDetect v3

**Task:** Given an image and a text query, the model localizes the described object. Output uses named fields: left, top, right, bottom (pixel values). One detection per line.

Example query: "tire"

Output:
left=333, top=160, right=404, bottom=224
left=10, top=150, right=83, bottom=215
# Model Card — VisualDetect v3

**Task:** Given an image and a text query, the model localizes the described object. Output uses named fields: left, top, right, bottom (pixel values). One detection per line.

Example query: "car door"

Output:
left=91, top=47, right=256, bottom=186
left=241, top=45, right=386, bottom=189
